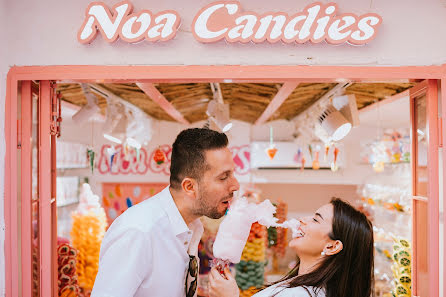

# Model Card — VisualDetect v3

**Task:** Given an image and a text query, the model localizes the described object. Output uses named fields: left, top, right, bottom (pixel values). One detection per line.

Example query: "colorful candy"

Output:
left=71, top=211, right=107, bottom=292
left=70, top=184, right=108, bottom=293
left=269, top=201, right=288, bottom=256
left=390, top=238, right=412, bottom=297
left=57, top=243, right=81, bottom=297
left=236, top=222, right=267, bottom=295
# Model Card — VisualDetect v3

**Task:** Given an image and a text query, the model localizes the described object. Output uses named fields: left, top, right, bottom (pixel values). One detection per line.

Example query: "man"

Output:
left=91, top=128, right=240, bottom=297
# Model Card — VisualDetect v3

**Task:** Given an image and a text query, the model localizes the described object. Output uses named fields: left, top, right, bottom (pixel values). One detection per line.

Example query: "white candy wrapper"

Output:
left=213, top=197, right=301, bottom=264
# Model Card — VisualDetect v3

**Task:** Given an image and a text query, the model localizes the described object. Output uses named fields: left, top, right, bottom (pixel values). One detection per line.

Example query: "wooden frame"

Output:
left=410, top=80, right=440, bottom=297
left=20, top=81, right=32, bottom=297
left=442, top=78, right=446, bottom=297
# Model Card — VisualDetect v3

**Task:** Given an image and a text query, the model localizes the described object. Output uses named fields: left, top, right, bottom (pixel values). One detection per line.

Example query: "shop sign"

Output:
left=78, top=1, right=180, bottom=43
left=97, top=144, right=251, bottom=176
left=192, top=2, right=382, bottom=45
left=78, top=1, right=382, bottom=45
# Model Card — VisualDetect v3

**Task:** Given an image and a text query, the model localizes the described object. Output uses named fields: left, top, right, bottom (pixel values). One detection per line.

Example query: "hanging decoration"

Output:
left=308, top=144, right=313, bottom=162
left=86, top=148, right=95, bottom=173
left=312, top=151, right=320, bottom=170
left=266, top=126, right=277, bottom=160
left=312, top=145, right=321, bottom=170
left=105, top=146, right=117, bottom=172
left=324, top=144, right=330, bottom=162
left=135, top=147, right=141, bottom=163
left=331, top=147, right=339, bottom=172
left=301, top=157, right=306, bottom=171
left=153, top=146, right=167, bottom=165
left=294, top=148, right=302, bottom=164
left=123, top=143, right=130, bottom=161
left=110, top=152, right=117, bottom=170
left=266, top=147, right=277, bottom=160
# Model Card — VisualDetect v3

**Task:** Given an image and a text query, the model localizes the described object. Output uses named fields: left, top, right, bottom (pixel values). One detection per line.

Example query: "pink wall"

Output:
left=4, top=0, right=446, bottom=67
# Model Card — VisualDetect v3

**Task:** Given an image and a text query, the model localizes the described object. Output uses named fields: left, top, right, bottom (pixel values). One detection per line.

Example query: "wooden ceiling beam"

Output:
left=255, top=82, right=300, bottom=125
left=136, top=82, right=190, bottom=125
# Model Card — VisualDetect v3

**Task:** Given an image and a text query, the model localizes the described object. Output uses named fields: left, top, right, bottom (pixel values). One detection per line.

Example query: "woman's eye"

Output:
left=313, top=218, right=318, bottom=223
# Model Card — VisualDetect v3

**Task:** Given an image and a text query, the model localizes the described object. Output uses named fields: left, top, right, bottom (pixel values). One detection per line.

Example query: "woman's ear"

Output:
left=324, top=240, right=343, bottom=256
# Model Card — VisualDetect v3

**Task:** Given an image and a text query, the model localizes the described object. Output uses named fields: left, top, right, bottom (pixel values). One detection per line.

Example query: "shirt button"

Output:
left=188, top=231, right=192, bottom=234
left=184, top=241, right=188, bottom=245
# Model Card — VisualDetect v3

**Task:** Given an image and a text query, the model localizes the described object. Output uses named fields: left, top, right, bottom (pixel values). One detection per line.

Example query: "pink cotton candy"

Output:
left=213, top=197, right=301, bottom=263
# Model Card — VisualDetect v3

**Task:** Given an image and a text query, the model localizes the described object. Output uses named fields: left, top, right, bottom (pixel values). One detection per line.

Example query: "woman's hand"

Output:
left=208, top=267, right=240, bottom=297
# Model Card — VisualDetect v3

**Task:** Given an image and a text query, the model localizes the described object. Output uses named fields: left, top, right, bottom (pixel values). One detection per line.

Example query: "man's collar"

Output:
left=159, top=186, right=199, bottom=237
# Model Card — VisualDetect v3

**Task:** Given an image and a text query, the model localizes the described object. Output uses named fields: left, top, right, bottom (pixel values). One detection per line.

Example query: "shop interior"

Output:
left=32, top=80, right=420, bottom=297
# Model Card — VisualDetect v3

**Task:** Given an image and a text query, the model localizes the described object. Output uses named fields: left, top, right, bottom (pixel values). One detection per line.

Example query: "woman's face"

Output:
left=289, top=203, right=334, bottom=258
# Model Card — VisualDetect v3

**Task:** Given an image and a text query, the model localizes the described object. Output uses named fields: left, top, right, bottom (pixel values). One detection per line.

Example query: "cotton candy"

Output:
left=213, top=197, right=301, bottom=263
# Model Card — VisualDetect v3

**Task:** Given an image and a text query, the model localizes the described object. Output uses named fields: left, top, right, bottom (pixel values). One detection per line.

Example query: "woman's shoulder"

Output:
left=254, top=284, right=325, bottom=297
left=275, top=286, right=325, bottom=297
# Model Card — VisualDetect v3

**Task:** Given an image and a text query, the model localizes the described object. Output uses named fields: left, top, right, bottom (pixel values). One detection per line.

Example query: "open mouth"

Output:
left=221, top=194, right=233, bottom=206
left=221, top=199, right=232, bottom=208
left=295, top=228, right=305, bottom=238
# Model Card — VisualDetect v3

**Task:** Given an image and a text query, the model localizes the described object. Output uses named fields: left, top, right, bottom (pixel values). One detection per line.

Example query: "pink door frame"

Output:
left=410, top=80, right=440, bottom=297
left=442, top=79, right=446, bottom=297
left=5, top=65, right=446, bottom=297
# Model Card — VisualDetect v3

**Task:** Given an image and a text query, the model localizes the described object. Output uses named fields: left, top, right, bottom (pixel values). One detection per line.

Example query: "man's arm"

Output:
left=91, top=228, right=152, bottom=297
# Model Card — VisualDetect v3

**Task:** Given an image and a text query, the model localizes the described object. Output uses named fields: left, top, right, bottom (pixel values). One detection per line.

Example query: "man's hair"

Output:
left=170, top=128, right=228, bottom=190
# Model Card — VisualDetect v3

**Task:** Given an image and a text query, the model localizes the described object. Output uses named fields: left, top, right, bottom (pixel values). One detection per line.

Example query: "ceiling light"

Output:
left=206, top=99, right=232, bottom=132
left=318, top=106, right=352, bottom=141
left=89, top=84, right=153, bottom=146
left=207, top=83, right=232, bottom=132
left=102, top=108, right=128, bottom=144
left=72, top=84, right=100, bottom=124
left=332, top=94, right=360, bottom=127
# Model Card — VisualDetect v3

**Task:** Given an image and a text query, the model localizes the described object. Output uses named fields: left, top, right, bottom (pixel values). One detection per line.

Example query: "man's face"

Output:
left=193, top=147, right=240, bottom=219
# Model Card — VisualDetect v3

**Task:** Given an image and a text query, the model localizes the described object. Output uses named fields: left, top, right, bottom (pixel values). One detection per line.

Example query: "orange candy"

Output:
left=266, top=147, right=277, bottom=160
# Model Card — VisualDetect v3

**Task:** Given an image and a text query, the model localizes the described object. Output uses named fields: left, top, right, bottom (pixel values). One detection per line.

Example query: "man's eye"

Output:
left=220, top=176, right=228, bottom=180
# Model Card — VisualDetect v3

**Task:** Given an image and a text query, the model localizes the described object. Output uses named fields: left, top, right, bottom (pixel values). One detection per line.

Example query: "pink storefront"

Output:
left=1, top=1, right=446, bottom=296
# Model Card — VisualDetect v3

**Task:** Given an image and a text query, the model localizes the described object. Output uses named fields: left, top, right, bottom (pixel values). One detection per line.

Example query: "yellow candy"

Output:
left=71, top=209, right=107, bottom=291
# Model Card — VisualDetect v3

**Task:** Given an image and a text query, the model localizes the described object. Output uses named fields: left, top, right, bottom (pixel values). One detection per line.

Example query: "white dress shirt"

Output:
left=91, top=187, right=204, bottom=297
left=253, top=282, right=325, bottom=297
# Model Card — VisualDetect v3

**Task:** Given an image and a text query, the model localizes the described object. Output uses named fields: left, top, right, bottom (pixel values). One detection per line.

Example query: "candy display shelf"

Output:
left=358, top=182, right=411, bottom=297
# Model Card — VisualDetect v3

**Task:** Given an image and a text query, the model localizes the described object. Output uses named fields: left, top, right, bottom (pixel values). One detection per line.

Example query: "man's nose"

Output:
left=231, top=176, right=240, bottom=192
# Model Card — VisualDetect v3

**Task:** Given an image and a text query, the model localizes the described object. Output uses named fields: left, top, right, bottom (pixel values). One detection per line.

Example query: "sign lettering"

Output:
left=78, top=1, right=382, bottom=45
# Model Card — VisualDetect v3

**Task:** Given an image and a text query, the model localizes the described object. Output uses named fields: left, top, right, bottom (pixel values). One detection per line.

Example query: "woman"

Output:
left=208, top=198, right=374, bottom=297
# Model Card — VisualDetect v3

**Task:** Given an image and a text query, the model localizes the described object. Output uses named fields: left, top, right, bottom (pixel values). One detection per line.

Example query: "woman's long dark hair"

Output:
left=271, top=198, right=375, bottom=297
